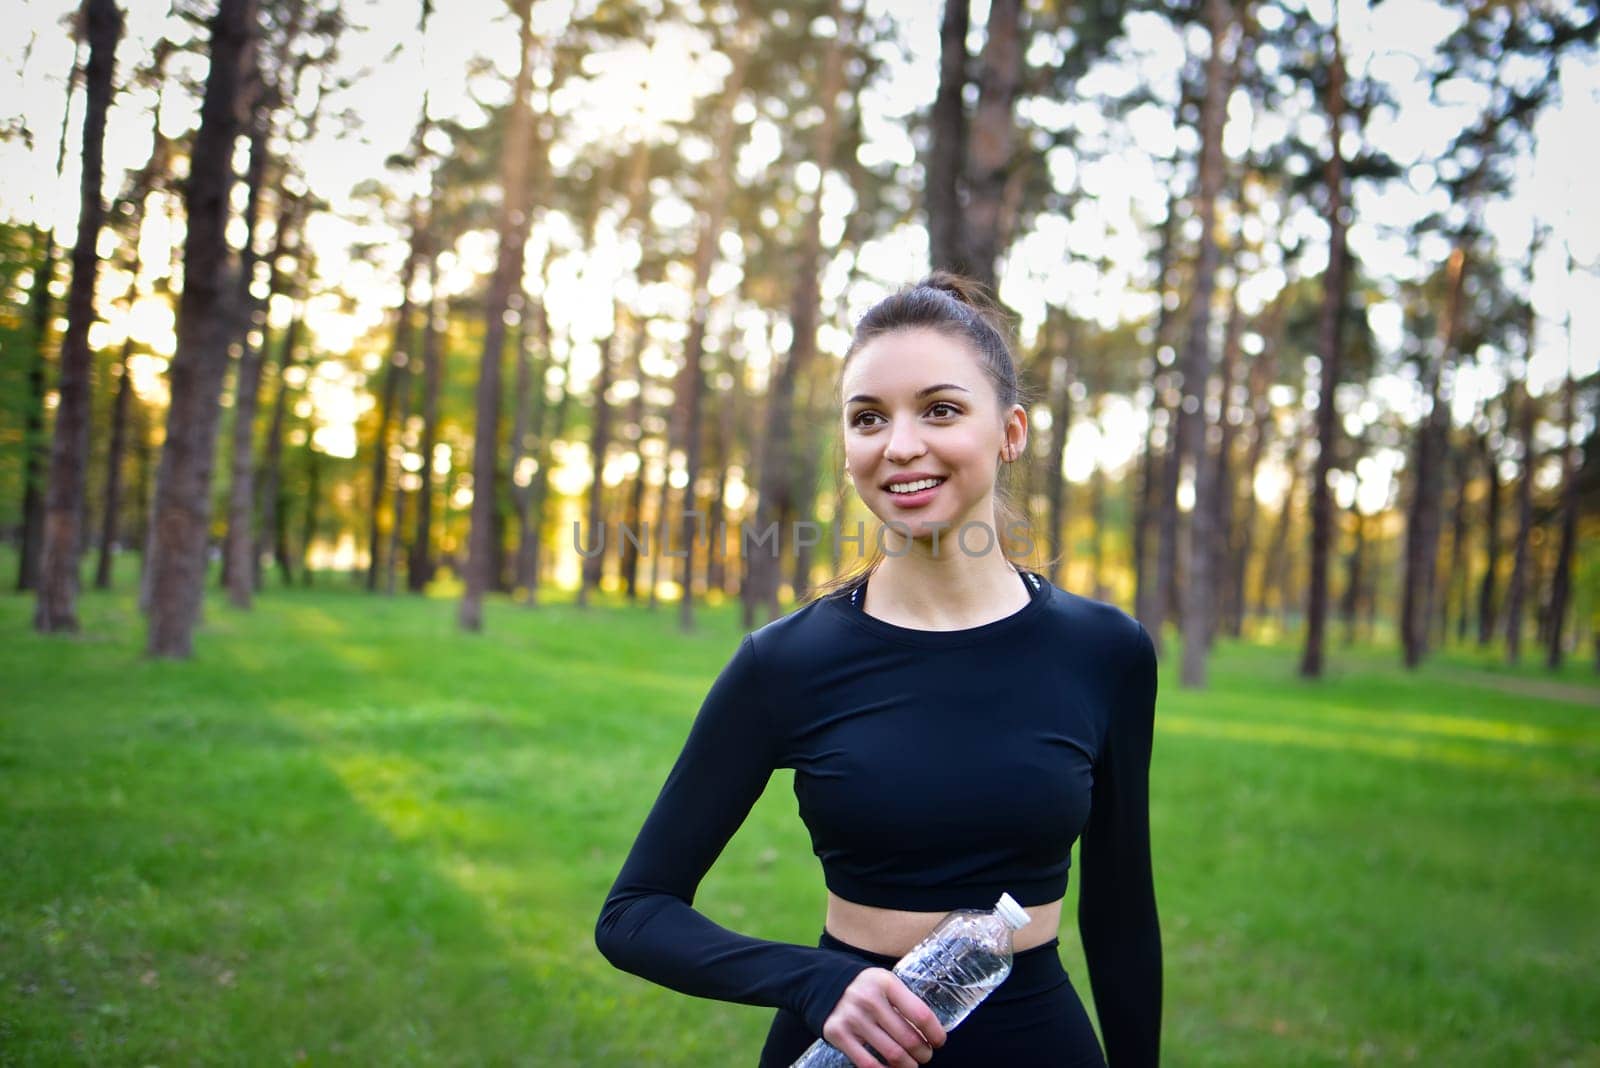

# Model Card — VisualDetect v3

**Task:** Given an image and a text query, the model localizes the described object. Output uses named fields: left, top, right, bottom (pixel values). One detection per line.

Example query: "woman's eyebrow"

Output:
left=845, top=383, right=972, bottom=405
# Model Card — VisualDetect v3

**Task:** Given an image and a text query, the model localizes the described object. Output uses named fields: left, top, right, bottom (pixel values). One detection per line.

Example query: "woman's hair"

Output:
left=802, top=271, right=1048, bottom=605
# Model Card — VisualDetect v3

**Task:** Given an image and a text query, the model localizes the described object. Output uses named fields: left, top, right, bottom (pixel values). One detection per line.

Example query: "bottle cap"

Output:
left=994, top=892, right=1031, bottom=931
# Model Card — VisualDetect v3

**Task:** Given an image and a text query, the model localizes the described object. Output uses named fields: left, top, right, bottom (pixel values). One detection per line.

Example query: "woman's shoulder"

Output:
left=742, top=589, right=857, bottom=674
left=1030, top=576, right=1153, bottom=670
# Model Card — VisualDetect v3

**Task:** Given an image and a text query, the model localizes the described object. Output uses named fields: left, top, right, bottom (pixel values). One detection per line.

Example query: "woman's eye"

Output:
left=927, top=402, right=959, bottom=418
left=851, top=411, right=882, bottom=427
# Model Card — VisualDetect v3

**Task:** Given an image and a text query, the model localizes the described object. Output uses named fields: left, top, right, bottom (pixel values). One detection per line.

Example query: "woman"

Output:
left=595, top=274, right=1161, bottom=1067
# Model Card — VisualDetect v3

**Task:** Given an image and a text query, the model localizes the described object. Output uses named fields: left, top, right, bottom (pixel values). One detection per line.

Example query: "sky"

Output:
left=2, top=0, right=1596, bottom=515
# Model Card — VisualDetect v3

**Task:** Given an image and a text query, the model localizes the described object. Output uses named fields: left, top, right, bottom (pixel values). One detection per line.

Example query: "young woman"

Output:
left=595, top=274, right=1161, bottom=1067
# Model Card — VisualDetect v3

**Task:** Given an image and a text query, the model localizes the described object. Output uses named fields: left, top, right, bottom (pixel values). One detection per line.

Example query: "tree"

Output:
left=459, top=0, right=537, bottom=633
left=1299, top=18, right=1351, bottom=678
left=144, top=0, right=259, bottom=659
left=35, top=0, right=123, bottom=633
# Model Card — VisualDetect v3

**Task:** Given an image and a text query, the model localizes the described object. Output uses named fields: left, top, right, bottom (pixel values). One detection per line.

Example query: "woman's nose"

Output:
left=883, top=418, right=926, bottom=463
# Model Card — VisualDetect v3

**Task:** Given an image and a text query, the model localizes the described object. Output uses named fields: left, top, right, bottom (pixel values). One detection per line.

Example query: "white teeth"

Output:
left=888, top=478, right=944, bottom=494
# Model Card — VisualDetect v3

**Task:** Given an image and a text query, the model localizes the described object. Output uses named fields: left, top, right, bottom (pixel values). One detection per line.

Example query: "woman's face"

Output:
left=840, top=326, right=1026, bottom=549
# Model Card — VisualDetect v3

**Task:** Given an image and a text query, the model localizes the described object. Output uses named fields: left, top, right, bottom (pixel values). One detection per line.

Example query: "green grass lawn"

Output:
left=2, top=568, right=1597, bottom=1066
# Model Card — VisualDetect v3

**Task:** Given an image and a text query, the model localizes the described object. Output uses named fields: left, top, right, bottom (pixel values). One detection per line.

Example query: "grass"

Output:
left=2, top=563, right=1597, bottom=1066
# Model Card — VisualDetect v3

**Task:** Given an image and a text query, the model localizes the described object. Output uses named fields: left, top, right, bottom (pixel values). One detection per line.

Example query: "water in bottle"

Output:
left=790, top=892, right=1033, bottom=1067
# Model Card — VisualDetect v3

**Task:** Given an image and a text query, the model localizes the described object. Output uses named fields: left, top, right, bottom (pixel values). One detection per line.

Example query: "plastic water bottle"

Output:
left=790, top=892, right=1033, bottom=1067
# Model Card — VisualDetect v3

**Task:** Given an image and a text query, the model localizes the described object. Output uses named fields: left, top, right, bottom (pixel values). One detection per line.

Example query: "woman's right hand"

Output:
left=820, top=968, right=948, bottom=1067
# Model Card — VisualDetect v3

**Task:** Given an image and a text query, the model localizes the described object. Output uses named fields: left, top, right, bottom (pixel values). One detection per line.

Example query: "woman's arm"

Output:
left=594, top=633, right=873, bottom=1038
left=1077, top=620, right=1162, bottom=1067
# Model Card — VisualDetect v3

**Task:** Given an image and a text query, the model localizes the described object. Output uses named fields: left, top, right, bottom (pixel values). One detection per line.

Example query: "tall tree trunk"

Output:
left=145, top=0, right=257, bottom=658
left=256, top=303, right=301, bottom=589
left=619, top=326, right=650, bottom=601
left=1134, top=183, right=1182, bottom=635
left=676, top=41, right=750, bottom=634
left=35, top=0, right=122, bottom=633
left=1401, top=246, right=1467, bottom=668
left=748, top=2, right=846, bottom=621
left=578, top=318, right=620, bottom=606
left=1211, top=285, right=1244, bottom=645
left=18, top=24, right=86, bottom=593
left=963, top=0, right=1023, bottom=293
left=927, top=0, right=970, bottom=275
left=507, top=293, right=539, bottom=599
left=1503, top=382, right=1535, bottom=664
left=1545, top=368, right=1578, bottom=669
left=408, top=254, right=444, bottom=592
left=459, top=0, right=536, bottom=633
left=1259, top=427, right=1305, bottom=623
left=1045, top=343, right=1074, bottom=586
left=1340, top=500, right=1364, bottom=647
left=299, top=437, right=320, bottom=585
left=1228, top=295, right=1284, bottom=637
left=1441, top=440, right=1472, bottom=645
left=1475, top=421, right=1502, bottom=645
left=522, top=300, right=567, bottom=605
left=1172, top=0, right=1233, bottom=687
left=222, top=105, right=272, bottom=609
left=364, top=226, right=420, bottom=591
left=94, top=334, right=134, bottom=590
left=1300, top=23, right=1350, bottom=678
left=383, top=340, right=415, bottom=595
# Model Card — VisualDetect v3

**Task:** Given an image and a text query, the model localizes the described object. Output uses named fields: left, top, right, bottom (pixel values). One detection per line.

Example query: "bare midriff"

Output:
left=825, top=891, right=1064, bottom=959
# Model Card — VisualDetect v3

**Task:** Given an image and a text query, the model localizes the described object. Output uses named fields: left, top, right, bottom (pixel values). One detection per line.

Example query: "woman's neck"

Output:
left=862, top=550, right=1029, bottom=631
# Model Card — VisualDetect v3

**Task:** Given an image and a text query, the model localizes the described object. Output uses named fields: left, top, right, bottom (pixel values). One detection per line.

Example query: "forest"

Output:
left=4, top=3, right=1600, bottom=1064
left=3, top=0, right=1598, bottom=674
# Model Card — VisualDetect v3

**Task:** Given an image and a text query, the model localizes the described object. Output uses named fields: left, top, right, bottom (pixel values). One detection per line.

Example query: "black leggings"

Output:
left=757, top=929, right=1107, bottom=1067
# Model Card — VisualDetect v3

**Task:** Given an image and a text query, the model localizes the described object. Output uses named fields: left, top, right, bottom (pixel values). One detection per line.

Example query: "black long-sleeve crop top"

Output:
left=594, top=569, right=1161, bottom=1065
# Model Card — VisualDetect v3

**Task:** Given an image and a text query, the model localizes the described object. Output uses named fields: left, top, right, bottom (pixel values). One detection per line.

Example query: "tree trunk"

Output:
left=19, top=229, right=57, bottom=593
left=748, top=1, right=846, bottom=621
left=256, top=303, right=301, bottom=590
left=460, top=0, right=536, bottom=633
left=35, top=0, right=122, bottom=632
left=222, top=106, right=272, bottom=609
left=145, top=0, right=257, bottom=658
left=675, top=42, right=750, bottom=633
left=1401, top=246, right=1466, bottom=668
left=1442, top=441, right=1472, bottom=645
left=1545, top=369, right=1578, bottom=669
left=408, top=254, right=444, bottom=592
left=1134, top=184, right=1182, bottom=636
left=299, top=437, right=320, bottom=585
left=522, top=299, right=567, bottom=605
left=1045, top=345, right=1073, bottom=586
left=619, top=325, right=650, bottom=601
left=1211, top=285, right=1244, bottom=646
left=1475, top=422, right=1502, bottom=645
left=963, top=0, right=1023, bottom=294
left=1503, top=382, right=1535, bottom=664
left=1300, top=24, right=1349, bottom=678
left=1340, top=499, right=1364, bottom=647
left=383, top=336, right=416, bottom=595
left=1229, top=296, right=1284, bottom=637
left=927, top=0, right=970, bottom=275
left=1173, top=0, right=1233, bottom=687
left=578, top=319, right=619, bottom=606
left=94, top=335, right=134, bottom=590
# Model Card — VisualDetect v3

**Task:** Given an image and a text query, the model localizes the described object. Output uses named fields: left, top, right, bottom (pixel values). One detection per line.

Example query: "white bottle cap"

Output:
left=994, top=893, right=1031, bottom=930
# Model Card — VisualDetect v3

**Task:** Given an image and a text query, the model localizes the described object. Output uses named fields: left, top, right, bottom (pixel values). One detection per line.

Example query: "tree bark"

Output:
left=927, top=0, right=971, bottom=275
left=1503, top=382, right=1535, bottom=664
left=619, top=328, right=650, bottom=602
left=748, top=1, right=846, bottom=621
left=963, top=0, right=1023, bottom=294
left=1545, top=369, right=1578, bottom=669
left=1300, top=24, right=1350, bottom=677
left=460, top=0, right=536, bottom=633
left=1173, top=0, right=1233, bottom=687
left=145, top=0, right=257, bottom=658
left=1475, top=422, right=1502, bottom=645
left=1211, top=285, right=1244, bottom=646
left=675, top=39, right=750, bottom=633
left=408, top=253, right=444, bottom=592
left=94, top=335, right=134, bottom=590
left=1045, top=343, right=1074, bottom=586
left=1134, top=183, right=1182, bottom=636
left=222, top=104, right=272, bottom=609
left=256, top=301, right=301, bottom=589
left=1401, top=246, right=1466, bottom=668
left=35, top=0, right=122, bottom=632
left=523, top=302, right=569, bottom=606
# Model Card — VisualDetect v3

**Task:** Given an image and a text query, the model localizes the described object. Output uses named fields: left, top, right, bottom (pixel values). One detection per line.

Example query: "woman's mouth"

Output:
left=883, top=477, right=946, bottom=506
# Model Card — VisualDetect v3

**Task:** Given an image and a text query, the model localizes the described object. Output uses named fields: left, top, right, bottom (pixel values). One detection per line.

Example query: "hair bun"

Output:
left=918, top=270, right=994, bottom=310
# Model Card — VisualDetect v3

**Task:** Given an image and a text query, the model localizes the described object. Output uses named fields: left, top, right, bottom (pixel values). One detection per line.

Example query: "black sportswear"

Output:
left=594, top=569, right=1161, bottom=1065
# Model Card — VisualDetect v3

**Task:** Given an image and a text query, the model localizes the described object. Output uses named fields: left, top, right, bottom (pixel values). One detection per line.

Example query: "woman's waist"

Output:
left=825, top=890, right=1065, bottom=958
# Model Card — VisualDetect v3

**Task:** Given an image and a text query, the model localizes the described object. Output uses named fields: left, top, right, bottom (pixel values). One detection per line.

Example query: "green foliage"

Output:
left=2, top=566, right=1597, bottom=1064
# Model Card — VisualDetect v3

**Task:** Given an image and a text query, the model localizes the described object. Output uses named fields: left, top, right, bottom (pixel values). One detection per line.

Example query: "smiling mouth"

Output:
left=885, top=477, right=947, bottom=495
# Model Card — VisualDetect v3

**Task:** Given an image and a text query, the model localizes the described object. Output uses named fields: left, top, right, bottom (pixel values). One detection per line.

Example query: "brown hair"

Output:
left=803, top=271, right=1046, bottom=605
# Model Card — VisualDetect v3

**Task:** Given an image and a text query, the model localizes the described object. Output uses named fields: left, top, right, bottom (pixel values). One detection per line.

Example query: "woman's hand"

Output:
left=820, top=967, right=948, bottom=1067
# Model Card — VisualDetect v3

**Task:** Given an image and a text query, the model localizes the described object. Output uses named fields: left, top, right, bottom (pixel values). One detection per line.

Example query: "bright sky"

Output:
left=2, top=0, right=1595, bottom=512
